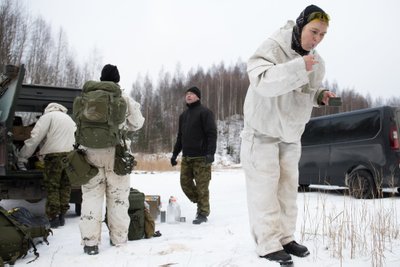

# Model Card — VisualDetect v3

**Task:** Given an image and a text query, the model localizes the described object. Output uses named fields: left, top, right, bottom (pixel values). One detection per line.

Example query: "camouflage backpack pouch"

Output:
left=64, top=148, right=99, bottom=186
left=114, top=142, right=136, bottom=176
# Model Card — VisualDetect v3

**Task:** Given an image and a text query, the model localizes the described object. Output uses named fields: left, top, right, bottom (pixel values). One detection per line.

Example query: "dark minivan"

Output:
left=299, top=106, right=400, bottom=198
left=0, top=64, right=82, bottom=214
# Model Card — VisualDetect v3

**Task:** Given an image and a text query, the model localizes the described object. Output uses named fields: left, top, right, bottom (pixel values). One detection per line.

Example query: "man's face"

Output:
left=185, top=92, right=199, bottom=104
left=301, top=19, right=328, bottom=51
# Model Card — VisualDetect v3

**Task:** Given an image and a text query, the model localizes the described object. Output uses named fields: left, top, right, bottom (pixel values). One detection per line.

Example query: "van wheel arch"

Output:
left=347, top=168, right=380, bottom=199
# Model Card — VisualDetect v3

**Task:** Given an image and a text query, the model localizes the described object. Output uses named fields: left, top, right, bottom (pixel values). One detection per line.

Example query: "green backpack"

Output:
left=0, top=206, right=52, bottom=265
left=105, top=188, right=157, bottom=240
left=73, top=81, right=127, bottom=148
left=128, top=188, right=145, bottom=240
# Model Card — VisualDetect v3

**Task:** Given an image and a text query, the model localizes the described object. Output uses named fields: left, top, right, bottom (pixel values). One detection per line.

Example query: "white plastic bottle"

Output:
left=167, top=196, right=181, bottom=224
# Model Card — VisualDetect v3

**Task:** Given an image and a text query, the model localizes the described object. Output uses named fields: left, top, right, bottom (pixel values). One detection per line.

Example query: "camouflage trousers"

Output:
left=180, top=156, right=211, bottom=217
left=43, top=152, right=71, bottom=220
left=80, top=147, right=130, bottom=246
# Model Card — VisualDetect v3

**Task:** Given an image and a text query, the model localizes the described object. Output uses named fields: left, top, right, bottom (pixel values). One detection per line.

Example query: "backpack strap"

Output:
left=25, top=239, right=39, bottom=264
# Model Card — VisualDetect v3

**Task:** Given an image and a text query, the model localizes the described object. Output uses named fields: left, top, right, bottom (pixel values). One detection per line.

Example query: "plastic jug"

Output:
left=167, top=196, right=181, bottom=224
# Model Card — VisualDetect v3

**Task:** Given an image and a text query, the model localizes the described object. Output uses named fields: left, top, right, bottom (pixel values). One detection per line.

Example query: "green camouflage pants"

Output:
left=180, top=156, right=211, bottom=217
left=44, top=152, right=71, bottom=219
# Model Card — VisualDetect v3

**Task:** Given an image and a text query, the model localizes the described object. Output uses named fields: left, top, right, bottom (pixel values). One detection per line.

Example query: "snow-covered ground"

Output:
left=1, top=168, right=400, bottom=267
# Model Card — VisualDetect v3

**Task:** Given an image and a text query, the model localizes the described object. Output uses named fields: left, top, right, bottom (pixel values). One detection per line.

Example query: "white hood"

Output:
left=44, top=103, right=68, bottom=114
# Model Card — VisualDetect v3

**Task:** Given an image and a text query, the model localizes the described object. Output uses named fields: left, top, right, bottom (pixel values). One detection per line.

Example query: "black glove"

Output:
left=205, top=154, right=214, bottom=164
left=170, top=156, right=177, bottom=166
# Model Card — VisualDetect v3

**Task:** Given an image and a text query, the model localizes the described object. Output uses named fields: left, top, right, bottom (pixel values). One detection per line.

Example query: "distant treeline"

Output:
left=129, top=63, right=400, bottom=153
left=2, top=0, right=400, bottom=154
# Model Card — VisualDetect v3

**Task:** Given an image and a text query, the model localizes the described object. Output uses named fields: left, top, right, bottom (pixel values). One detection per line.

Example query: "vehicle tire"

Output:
left=348, top=169, right=378, bottom=199
left=75, top=203, right=81, bottom=216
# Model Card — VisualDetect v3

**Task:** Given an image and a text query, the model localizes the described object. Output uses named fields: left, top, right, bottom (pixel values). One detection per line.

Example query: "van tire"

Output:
left=348, top=169, right=378, bottom=199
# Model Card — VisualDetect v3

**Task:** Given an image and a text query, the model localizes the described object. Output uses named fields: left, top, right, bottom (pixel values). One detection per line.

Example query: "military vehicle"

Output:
left=0, top=64, right=82, bottom=214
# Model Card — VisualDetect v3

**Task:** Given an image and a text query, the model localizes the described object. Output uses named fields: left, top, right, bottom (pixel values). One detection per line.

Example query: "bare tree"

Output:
left=24, top=16, right=54, bottom=84
left=82, top=46, right=103, bottom=82
left=0, top=0, right=28, bottom=65
left=385, top=97, right=400, bottom=107
left=0, top=0, right=99, bottom=88
left=63, top=54, right=82, bottom=88
left=52, top=27, right=69, bottom=86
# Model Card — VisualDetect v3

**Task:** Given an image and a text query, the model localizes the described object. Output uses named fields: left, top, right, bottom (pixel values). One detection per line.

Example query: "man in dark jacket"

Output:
left=171, top=86, right=217, bottom=224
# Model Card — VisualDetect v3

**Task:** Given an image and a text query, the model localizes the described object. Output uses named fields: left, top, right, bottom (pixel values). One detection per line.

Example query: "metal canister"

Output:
left=160, top=210, right=166, bottom=223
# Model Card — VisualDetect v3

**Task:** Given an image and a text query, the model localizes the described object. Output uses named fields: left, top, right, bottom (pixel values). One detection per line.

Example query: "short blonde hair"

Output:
left=307, top=11, right=330, bottom=25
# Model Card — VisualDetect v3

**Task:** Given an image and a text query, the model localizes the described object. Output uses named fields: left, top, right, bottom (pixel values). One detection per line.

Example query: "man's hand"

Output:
left=170, top=156, right=177, bottom=166
left=205, top=154, right=214, bottom=164
left=322, top=91, right=337, bottom=105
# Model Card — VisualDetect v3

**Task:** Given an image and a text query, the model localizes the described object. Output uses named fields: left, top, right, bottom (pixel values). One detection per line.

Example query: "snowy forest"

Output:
left=2, top=0, right=400, bottom=159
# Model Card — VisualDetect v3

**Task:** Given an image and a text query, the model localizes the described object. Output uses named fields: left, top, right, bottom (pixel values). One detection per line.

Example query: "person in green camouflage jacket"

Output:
left=171, top=86, right=217, bottom=224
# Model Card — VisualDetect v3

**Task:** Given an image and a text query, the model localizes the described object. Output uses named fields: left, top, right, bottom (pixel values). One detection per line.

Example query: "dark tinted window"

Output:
left=302, top=118, right=330, bottom=146
left=329, top=110, right=380, bottom=143
left=302, top=110, right=381, bottom=146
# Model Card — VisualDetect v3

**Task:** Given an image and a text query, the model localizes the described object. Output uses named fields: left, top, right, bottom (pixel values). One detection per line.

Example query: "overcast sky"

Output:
left=21, top=0, right=399, bottom=99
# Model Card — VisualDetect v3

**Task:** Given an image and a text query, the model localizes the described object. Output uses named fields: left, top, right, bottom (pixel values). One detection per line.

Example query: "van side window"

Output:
left=302, top=110, right=381, bottom=146
left=329, top=110, right=380, bottom=143
left=302, top=118, right=330, bottom=146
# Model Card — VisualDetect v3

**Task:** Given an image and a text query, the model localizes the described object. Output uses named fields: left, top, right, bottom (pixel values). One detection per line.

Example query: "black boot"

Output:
left=59, top=214, right=65, bottom=226
left=283, top=241, right=310, bottom=257
left=84, top=245, right=99, bottom=255
left=49, top=217, right=60, bottom=228
left=261, top=250, right=293, bottom=264
left=192, top=214, right=207, bottom=224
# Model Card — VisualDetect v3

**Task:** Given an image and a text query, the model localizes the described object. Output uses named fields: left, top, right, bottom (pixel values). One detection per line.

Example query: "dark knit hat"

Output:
left=296, top=5, right=329, bottom=30
left=100, top=64, right=120, bottom=83
left=186, top=86, right=201, bottom=99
